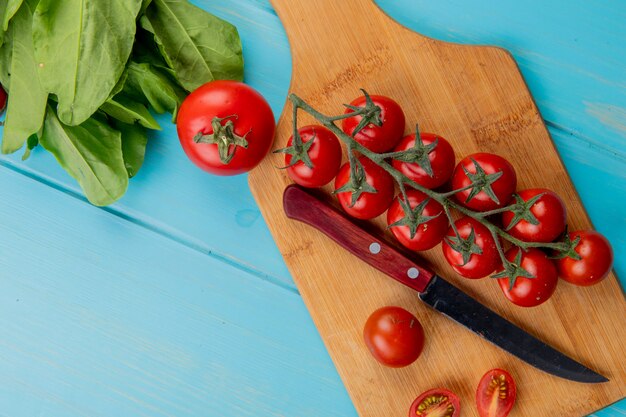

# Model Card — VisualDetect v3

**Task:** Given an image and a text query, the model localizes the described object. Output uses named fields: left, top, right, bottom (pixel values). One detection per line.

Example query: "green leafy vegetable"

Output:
left=101, top=94, right=160, bottom=130
left=141, top=0, right=243, bottom=91
left=1, top=0, right=244, bottom=205
left=2, top=0, right=47, bottom=154
left=32, top=0, right=143, bottom=126
left=116, top=121, right=149, bottom=178
left=39, top=106, right=128, bottom=206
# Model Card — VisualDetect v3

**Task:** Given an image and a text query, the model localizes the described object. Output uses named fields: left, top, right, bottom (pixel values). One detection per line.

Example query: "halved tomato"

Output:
left=409, top=388, right=460, bottom=417
left=476, top=369, right=516, bottom=417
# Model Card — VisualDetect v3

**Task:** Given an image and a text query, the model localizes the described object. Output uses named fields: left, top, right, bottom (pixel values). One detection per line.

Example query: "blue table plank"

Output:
left=0, top=0, right=624, bottom=416
left=0, top=166, right=355, bottom=417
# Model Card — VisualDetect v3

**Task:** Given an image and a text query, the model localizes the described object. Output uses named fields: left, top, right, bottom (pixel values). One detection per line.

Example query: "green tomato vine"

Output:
left=284, top=90, right=581, bottom=284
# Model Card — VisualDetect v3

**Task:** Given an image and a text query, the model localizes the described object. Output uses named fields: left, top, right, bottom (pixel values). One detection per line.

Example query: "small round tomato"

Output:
left=392, top=132, right=455, bottom=189
left=556, top=230, right=613, bottom=286
left=363, top=306, right=424, bottom=368
left=476, top=369, right=516, bottom=417
left=341, top=94, right=405, bottom=153
left=502, top=189, right=566, bottom=243
left=0, top=85, right=7, bottom=112
left=442, top=217, right=499, bottom=279
left=408, top=388, right=460, bottom=417
left=451, top=153, right=517, bottom=212
left=387, top=190, right=448, bottom=251
left=497, top=248, right=558, bottom=307
left=334, top=156, right=394, bottom=220
left=177, top=80, right=275, bottom=176
left=283, top=125, right=342, bottom=188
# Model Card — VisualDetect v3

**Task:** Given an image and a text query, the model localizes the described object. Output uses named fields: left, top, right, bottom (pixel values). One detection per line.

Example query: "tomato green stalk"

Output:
left=287, top=91, right=573, bottom=281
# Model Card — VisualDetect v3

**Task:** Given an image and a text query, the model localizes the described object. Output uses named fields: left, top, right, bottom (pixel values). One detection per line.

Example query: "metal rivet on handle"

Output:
left=407, top=267, right=419, bottom=279
left=369, top=242, right=381, bottom=254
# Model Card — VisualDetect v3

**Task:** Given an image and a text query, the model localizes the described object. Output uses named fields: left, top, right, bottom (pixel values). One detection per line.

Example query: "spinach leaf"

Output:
left=0, top=0, right=24, bottom=46
left=32, top=0, right=143, bottom=126
left=125, top=62, right=186, bottom=120
left=2, top=0, right=47, bottom=154
left=0, top=23, right=12, bottom=89
left=141, top=0, right=243, bottom=92
left=115, top=120, right=148, bottom=178
left=21, top=132, right=39, bottom=161
left=132, top=27, right=178, bottom=81
left=101, top=94, right=160, bottom=130
left=140, top=0, right=153, bottom=16
left=39, top=106, right=128, bottom=206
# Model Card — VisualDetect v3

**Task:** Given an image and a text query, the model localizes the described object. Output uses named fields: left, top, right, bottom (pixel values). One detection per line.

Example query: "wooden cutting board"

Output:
left=248, top=1, right=626, bottom=416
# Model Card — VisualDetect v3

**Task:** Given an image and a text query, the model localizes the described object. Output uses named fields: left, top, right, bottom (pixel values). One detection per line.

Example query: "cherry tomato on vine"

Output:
left=387, top=190, right=448, bottom=251
left=502, top=188, right=566, bottom=243
left=442, top=217, right=499, bottom=279
left=177, top=80, right=275, bottom=176
left=496, top=248, right=558, bottom=307
left=341, top=94, right=405, bottom=153
left=392, top=132, right=455, bottom=189
left=334, top=156, right=395, bottom=220
left=282, top=125, right=342, bottom=188
left=364, top=306, right=424, bottom=368
left=0, top=85, right=6, bottom=112
left=451, top=153, right=517, bottom=212
left=476, top=369, right=516, bottom=417
left=556, top=230, right=613, bottom=286
left=408, top=388, right=460, bottom=417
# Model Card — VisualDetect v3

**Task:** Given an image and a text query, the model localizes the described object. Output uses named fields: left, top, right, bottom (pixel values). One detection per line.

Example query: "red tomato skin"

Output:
left=502, top=188, right=566, bottom=243
left=497, top=248, right=558, bottom=307
left=176, top=80, right=275, bottom=176
left=363, top=306, right=424, bottom=368
left=556, top=230, right=613, bottom=286
left=442, top=217, right=500, bottom=279
left=285, top=125, right=342, bottom=188
left=386, top=190, right=448, bottom=251
left=452, top=153, right=517, bottom=212
left=0, top=85, right=6, bottom=112
left=341, top=95, right=405, bottom=153
left=334, top=157, right=395, bottom=220
left=476, top=369, right=516, bottom=417
left=392, top=133, right=455, bottom=189
left=408, top=388, right=461, bottom=417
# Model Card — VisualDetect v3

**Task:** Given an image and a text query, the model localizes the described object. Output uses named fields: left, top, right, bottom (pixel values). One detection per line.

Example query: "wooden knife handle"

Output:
left=283, top=185, right=435, bottom=293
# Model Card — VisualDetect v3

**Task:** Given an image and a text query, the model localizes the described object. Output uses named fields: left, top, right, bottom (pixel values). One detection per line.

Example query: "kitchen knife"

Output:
left=282, top=185, right=607, bottom=383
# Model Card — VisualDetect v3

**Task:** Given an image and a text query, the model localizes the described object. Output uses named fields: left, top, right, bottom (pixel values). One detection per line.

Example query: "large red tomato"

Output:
left=442, top=217, right=499, bottom=279
left=391, top=132, right=455, bottom=189
left=334, top=156, right=395, bottom=220
left=387, top=190, right=448, bottom=251
left=496, top=248, right=558, bottom=307
left=502, top=188, right=566, bottom=243
left=0, top=85, right=6, bottom=112
left=451, top=153, right=517, bottom=212
left=363, top=306, right=424, bottom=368
left=177, top=80, right=275, bottom=175
left=283, top=125, right=342, bottom=188
left=341, top=94, right=405, bottom=153
left=556, top=230, right=613, bottom=286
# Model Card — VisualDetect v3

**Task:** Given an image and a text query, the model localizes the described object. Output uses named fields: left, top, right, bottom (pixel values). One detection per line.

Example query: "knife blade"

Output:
left=283, top=185, right=607, bottom=383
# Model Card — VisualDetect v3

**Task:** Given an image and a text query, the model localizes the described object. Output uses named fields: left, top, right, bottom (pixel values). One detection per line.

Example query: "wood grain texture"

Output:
left=249, top=1, right=626, bottom=416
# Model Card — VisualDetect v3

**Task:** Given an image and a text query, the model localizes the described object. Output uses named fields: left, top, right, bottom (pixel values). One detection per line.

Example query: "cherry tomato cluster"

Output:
left=281, top=91, right=614, bottom=308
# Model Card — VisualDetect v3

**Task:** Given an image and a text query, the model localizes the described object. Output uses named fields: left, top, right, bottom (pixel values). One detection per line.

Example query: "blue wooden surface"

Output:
left=0, top=0, right=624, bottom=416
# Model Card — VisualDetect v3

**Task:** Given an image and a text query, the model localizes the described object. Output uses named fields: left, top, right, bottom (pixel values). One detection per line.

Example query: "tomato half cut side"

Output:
left=476, top=369, right=516, bottom=417
left=408, top=388, right=460, bottom=417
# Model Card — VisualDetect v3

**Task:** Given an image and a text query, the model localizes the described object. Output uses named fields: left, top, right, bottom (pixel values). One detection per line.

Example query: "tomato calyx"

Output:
left=444, top=225, right=483, bottom=266
left=274, top=132, right=316, bottom=169
left=551, top=231, right=583, bottom=261
left=342, top=89, right=382, bottom=137
left=492, top=249, right=535, bottom=290
left=193, top=115, right=250, bottom=164
left=463, top=158, right=504, bottom=205
left=388, top=195, right=441, bottom=239
left=503, top=192, right=545, bottom=231
left=391, top=125, right=438, bottom=177
left=334, top=156, right=378, bottom=207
